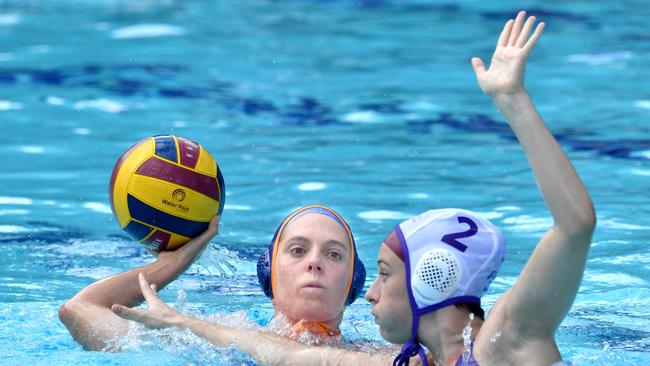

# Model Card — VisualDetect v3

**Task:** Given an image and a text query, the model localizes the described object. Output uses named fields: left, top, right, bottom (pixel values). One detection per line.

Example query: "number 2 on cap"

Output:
left=441, top=216, right=478, bottom=252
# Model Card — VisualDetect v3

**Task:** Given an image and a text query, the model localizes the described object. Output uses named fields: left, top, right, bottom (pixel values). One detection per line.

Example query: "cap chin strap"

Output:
left=393, top=340, right=428, bottom=366
left=392, top=308, right=428, bottom=366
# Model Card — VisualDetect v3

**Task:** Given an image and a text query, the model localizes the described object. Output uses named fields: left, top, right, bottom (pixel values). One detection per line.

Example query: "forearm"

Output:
left=71, top=226, right=215, bottom=308
left=493, top=91, right=595, bottom=235
left=72, top=258, right=182, bottom=308
left=179, top=317, right=390, bottom=366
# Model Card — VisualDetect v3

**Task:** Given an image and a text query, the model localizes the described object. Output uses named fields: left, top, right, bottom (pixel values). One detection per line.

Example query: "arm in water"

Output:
left=113, top=273, right=394, bottom=366
left=471, top=11, right=596, bottom=362
left=58, top=216, right=220, bottom=351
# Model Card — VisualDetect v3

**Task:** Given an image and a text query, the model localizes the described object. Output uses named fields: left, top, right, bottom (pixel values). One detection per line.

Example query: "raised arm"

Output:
left=472, top=11, right=596, bottom=340
left=58, top=216, right=219, bottom=351
left=113, top=273, right=394, bottom=366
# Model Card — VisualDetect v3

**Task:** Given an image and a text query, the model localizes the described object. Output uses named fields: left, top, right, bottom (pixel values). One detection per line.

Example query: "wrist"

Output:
left=171, top=313, right=193, bottom=329
left=490, top=88, right=527, bottom=102
left=491, top=89, right=530, bottom=111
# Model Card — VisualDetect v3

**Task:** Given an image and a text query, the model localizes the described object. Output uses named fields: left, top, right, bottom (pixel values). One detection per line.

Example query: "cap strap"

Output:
left=392, top=340, right=429, bottom=366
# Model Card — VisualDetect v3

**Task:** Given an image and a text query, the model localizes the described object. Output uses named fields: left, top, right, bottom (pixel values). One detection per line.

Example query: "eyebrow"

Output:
left=324, top=240, right=349, bottom=251
left=282, top=237, right=348, bottom=251
left=377, top=259, right=391, bottom=268
left=282, top=236, right=311, bottom=245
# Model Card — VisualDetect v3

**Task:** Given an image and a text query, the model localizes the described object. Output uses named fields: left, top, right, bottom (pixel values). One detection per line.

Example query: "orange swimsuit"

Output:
left=291, top=321, right=342, bottom=342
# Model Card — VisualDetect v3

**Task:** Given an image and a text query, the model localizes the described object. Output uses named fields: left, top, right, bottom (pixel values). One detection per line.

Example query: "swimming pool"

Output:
left=1, top=0, right=649, bottom=364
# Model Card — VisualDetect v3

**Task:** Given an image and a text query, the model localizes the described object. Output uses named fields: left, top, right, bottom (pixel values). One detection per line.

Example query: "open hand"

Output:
left=471, top=11, right=544, bottom=97
left=112, top=273, right=186, bottom=329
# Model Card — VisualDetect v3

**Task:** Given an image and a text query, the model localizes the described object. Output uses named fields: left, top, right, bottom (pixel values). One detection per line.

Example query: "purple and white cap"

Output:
left=385, top=208, right=506, bottom=366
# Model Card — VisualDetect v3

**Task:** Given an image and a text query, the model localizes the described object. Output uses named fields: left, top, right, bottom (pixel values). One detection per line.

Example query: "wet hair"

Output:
left=454, top=302, right=485, bottom=320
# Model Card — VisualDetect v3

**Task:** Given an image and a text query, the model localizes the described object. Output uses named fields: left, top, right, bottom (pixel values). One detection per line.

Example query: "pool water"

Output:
left=1, top=1, right=649, bottom=365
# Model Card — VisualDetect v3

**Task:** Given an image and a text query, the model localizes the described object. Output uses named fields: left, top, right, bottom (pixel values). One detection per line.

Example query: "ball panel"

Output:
left=109, top=139, right=147, bottom=215
left=195, top=148, right=217, bottom=177
left=177, top=136, right=200, bottom=169
left=126, top=194, right=209, bottom=239
left=128, top=174, right=219, bottom=221
left=141, top=229, right=172, bottom=251
left=135, top=157, right=220, bottom=201
left=124, top=219, right=155, bottom=240
left=112, top=138, right=155, bottom=227
left=153, top=135, right=178, bottom=163
left=166, top=233, right=191, bottom=251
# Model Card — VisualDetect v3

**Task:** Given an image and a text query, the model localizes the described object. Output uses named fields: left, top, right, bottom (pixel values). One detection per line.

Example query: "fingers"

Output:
left=500, top=11, right=544, bottom=52
left=150, top=283, right=158, bottom=294
left=208, top=215, right=220, bottom=235
left=138, top=273, right=158, bottom=303
left=497, top=19, right=514, bottom=47
left=112, top=304, right=145, bottom=322
left=515, top=16, right=536, bottom=48
left=523, top=22, right=545, bottom=53
left=471, top=57, right=486, bottom=77
left=508, top=11, right=527, bottom=46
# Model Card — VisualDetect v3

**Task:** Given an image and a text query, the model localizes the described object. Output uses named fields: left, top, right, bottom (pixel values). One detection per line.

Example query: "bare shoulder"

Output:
left=472, top=290, right=562, bottom=366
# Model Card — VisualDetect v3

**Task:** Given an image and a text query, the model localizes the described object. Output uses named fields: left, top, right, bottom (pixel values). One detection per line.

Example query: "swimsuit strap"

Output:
left=454, top=342, right=480, bottom=366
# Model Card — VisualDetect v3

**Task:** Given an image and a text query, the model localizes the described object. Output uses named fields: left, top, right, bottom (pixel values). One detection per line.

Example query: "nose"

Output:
left=306, top=252, right=323, bottom=272
left=365, top=278, right=379, bottom=304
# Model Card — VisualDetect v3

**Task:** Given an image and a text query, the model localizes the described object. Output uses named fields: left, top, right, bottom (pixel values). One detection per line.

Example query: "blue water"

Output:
left=1, top=0, right=649, bottom=364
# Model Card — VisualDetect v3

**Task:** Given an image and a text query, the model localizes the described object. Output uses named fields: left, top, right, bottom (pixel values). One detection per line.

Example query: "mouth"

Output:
left=303, top=282, right=324, bottom=289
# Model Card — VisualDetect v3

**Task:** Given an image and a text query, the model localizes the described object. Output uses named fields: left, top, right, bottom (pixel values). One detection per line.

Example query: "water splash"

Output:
left=109, top=308, right=261, bottom=364
left=198, top=243, right=240, bottom=278
left=461, top=313, right=474, bottom=366
left=174, top=289, right=187, bottom=314
left=489, top=330, right=501, bottom=343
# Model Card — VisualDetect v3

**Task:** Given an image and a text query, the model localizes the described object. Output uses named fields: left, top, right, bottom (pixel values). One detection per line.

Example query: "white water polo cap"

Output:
left=387, top=208, right=506, bottom=366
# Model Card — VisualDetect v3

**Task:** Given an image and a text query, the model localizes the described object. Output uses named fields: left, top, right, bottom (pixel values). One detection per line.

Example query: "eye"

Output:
left=290, top=247, right=306, bottom=256
left=327, top=251, right=343, bottom=261
left=378, top=271, right=389, bottom=281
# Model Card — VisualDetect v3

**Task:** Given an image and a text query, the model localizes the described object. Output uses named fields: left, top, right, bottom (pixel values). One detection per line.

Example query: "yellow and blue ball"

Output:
left=109, top=135, right=225, bottom=250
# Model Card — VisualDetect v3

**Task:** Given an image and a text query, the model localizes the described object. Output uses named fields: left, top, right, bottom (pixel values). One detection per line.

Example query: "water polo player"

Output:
left=60, top=205, right=364, bottom=350
left=351, top=12, right=596, bottom=365
left=112, top=11, right=596, bottom=366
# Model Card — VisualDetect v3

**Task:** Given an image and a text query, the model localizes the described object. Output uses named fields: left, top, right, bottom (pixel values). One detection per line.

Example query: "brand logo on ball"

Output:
left=172, top=189, right=186, bottom=202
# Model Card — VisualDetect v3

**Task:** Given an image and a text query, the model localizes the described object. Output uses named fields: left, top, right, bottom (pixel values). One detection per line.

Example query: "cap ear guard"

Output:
left=412, top=248, right=461, bottom=305
left=346, top=251, right=366, bottom=305
left=257, top=218, right=284, bottom=299
left=256, top=244, right=273, bottom=298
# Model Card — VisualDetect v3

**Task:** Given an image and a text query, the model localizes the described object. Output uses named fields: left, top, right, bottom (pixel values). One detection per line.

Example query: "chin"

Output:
left=381, top=327, right=411, bottom=345
left=286, top=299, right=340, bottom=322
left=296, top=305, right=337, bottom=322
